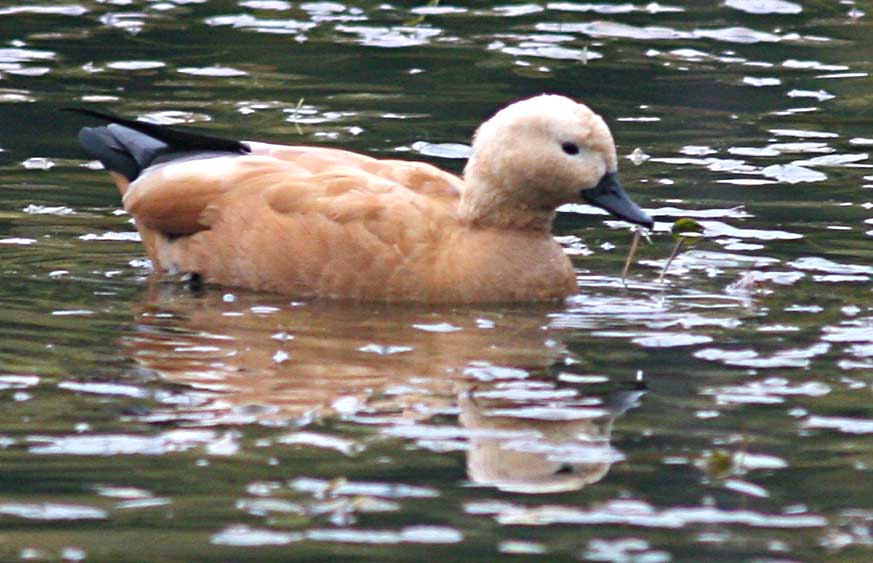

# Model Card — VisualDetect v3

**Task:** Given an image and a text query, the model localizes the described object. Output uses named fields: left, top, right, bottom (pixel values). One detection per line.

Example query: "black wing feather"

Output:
left=66, top=108, right=250, bottom=181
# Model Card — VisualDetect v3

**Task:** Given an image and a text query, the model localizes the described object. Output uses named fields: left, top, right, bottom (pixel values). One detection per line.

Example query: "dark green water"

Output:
left=1, top=1, right=873, bottom=561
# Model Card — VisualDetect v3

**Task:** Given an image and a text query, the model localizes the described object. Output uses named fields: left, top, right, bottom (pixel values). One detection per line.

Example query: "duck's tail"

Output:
left=66, top=108, right=250, bottom=183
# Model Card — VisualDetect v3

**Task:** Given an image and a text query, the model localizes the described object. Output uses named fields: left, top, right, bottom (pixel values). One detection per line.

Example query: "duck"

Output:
left=71, top=94, right=653, bottom=303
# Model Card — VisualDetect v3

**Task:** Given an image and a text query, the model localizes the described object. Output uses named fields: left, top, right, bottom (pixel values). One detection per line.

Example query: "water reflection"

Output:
left=460, top=381, right=644, bottom=494
left=123, top=284, right=642, bottom=492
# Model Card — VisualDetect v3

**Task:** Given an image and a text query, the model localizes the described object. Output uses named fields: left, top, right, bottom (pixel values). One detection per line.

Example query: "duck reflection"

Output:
left=124, top=284, right=644, bottom=492
left=459, top=383, right=645, bottom=494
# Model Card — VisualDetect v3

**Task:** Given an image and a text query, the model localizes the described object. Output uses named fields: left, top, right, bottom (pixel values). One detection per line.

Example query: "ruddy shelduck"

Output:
left=72, top=95, right=653, bottom=303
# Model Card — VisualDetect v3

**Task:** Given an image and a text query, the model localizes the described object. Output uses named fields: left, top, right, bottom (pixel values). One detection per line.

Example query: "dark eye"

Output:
left=561, top=142, right=579, bottom=156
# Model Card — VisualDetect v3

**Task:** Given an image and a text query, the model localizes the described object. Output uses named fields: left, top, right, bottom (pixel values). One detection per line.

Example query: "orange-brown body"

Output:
left=86, top=95, right=651, bottom=303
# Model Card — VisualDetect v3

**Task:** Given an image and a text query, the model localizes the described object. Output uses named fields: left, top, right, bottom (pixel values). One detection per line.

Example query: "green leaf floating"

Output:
left=660, top=218, right=705, bottom=283
left=671, top=218, right=704, bottom=241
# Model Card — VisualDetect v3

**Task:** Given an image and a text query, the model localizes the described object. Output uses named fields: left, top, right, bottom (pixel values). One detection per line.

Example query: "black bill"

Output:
left=581, top=172, right=654, bottom=229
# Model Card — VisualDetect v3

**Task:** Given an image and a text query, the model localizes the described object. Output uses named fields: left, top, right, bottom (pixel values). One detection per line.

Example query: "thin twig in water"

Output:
left=621, top=226, right=652, bottom=287
left=405, top=0, right=440, bottom=26
left=291, top=97, right=305, bottom=135
left=658, top=238, right=685, bottom=284
left=621, top=228, right=642, bottom=287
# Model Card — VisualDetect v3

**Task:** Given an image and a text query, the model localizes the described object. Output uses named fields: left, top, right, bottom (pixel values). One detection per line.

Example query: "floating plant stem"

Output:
left=621, top=229, right=641, bottom=286
left=659, top=218, right=704, bottom=284
left=405, top=0, right=440, bottom=25
left=657, top=239, right=685, bottom=284
left=291, top=97, right=305, bottom=135
left=621, top=225, right=652, bottom=286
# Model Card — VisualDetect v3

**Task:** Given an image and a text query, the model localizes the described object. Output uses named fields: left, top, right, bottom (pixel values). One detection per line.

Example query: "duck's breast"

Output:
left=427, top=229, right=576, bottom=302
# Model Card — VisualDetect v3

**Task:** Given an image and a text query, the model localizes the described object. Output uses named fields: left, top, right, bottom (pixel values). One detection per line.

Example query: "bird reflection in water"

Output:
left=124, top=285, right=645, bottom=493
left=459, top=381, right=645, bottom=494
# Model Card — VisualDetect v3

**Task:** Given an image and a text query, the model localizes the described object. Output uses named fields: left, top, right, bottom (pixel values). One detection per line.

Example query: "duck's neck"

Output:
left=459, top=171, right=556, bottom=232
left=459, top=196, right=555, bottom=231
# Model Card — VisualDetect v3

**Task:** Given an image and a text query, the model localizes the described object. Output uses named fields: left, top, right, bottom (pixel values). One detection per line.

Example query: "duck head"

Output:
left=461, top=94, right=654, bottom=230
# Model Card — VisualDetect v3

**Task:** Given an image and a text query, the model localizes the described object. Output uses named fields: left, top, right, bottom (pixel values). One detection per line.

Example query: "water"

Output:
left=1, top=0, right=872, bottom=560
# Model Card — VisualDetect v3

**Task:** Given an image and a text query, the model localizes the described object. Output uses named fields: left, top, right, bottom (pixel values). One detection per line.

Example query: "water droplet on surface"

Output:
left=498, top=540, right=548, bottom=554
left=205, top=432, right=241, bottom=456
left=358, top=343, right=414, bottom=355
left=177, top=65, right=248, bottom=77
left=58, top=381, right=149, bottom=398
left=278, top=431, right=363, bottom=455
left=400, top=526, right=463, bottom=544
left=787, top=89, right=835, bottom=101
left=463, top=364, right=529, bottom=381
left=410, top=141, right=471, bottom=159
left=788, top=257, right=873, bottom=275
left=289, top=477, right=439, bottom=499
left=211, top=525, right=301, bottom=546
left=0, top=5, right=88, bottom=16
left=480, top=498, right=826, bottom=528
left=632, top=333, right=713, bottom=348
left=331, top=395, right=362, bottom=415
left=22, top=204, right=75, bottom=215
left=761, top=164, right=827, bottom=183
left=739, top=453, right=788, bottom=470
left=60, top=546, right=87, bottom=562
left=770, top=128, right=838, bottom=139
left=0, top=375, right=39, bottom=390
left=680, top=145, right=717, bottom=156
left=725, top=0, right=802, bottom=14
left=701, top=220, right=803, bottom=240
left=412, top=322, right=462, bottom=333
left=743, top=76, right=781, bottom=87
left=335, top=24, right=443, bottom=48
left=51, top=310, right=94, bottom=316
left=250, top=305, right=280, bottom=314
left=79, top=231, right=141, bottom=242
left=804, top=416, right=873, bottom=434
left=724, top=478, right=770, bottom=498
left=106, top=60, right=166, bottom=70
left=94, top=485, right=154, bottom=499
left=0, top=503, right=107, bottom=521
left=28, top=430, right=217, bottom=456
left=272, top=350, right=290, bottom=363
left=21, top=157, right=55, bottom=170
left=627, top=147, right=650, bottom=165
left=584, top=537, right=671, bottom=563
left=240, top=0, right=292, bottom=9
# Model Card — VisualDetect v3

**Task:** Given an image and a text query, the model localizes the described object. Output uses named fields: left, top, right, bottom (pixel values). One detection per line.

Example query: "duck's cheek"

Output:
left=578, top=155, right=609, bottom=187
left=549, top=162, right=603, bottom=202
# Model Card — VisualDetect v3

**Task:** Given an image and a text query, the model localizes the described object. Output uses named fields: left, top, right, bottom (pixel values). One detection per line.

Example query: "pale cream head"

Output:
left=460, top=94, right=619, bottom=229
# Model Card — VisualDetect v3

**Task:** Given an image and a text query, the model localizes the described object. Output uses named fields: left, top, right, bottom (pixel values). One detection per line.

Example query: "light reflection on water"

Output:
left=1, top=0, right=873, bottom=560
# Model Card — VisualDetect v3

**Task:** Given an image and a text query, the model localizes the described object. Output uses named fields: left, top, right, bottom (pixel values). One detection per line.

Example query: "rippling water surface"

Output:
left=1, top=1, right=873, bottom=561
